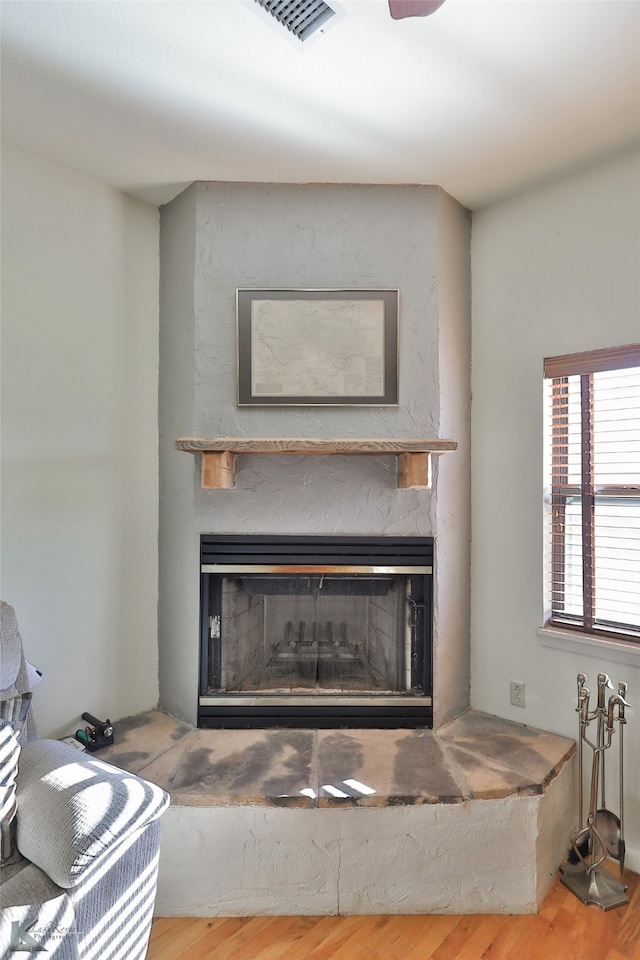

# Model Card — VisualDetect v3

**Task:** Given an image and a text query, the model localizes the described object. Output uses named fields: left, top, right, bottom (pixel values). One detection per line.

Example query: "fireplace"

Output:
left=199, top=535, right=433, bottom=728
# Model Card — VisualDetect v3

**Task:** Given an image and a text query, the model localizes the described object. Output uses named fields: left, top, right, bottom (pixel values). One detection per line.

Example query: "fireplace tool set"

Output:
left=560, top=671, right=631, bottom=910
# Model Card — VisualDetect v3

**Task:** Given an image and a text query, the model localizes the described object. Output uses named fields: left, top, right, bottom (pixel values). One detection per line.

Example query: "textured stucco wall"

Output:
left=159, top=182, right=470, bottom=725
left=432, top=190, right=472, bottom=723
left=159, top=185, right=200, bottom=724
left=155, top=766, right=573, bottom=917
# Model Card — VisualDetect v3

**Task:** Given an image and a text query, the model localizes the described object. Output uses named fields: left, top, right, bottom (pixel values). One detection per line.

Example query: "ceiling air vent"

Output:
left=254, top=0, right=337, bottom=42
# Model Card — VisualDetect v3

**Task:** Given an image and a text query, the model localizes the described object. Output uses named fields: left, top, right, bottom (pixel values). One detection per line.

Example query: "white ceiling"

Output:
left=1, top=0, right=639, bottom=210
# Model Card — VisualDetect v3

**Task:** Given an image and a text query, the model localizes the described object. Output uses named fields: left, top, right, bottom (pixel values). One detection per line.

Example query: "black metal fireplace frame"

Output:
left=199, top=535, right=433, bottom=729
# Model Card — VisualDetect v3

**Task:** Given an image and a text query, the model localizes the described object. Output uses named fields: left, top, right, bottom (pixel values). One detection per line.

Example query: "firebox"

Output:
left=199, top=535, right=433, bottom=728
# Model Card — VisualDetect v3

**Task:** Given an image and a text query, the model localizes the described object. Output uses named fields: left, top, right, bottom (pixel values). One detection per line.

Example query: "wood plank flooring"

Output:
left=148, top=866, right=640, bottom=960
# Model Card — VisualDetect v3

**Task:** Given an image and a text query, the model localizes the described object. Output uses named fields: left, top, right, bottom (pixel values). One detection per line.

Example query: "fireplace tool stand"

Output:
left=560, top=672, right=630, bottom=910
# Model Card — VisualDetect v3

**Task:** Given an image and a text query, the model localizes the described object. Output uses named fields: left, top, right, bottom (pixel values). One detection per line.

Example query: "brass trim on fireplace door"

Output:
left=199, top=695, right=433, bottom=707
left=201, top=564, right=432, bottom=575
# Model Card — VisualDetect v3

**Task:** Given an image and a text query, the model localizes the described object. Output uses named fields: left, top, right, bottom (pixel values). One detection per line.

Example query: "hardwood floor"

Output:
left=148, top=866, right=640, bottom=960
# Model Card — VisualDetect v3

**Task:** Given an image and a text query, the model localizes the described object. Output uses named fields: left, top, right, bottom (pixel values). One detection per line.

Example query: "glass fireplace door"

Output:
left=199, top=536, right=433, bottom=728
left=211, top=573, right=413, bottom=695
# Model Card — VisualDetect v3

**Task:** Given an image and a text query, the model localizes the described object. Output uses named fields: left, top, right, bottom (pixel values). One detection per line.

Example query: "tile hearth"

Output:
left=98, top=708, right=574, bottom=809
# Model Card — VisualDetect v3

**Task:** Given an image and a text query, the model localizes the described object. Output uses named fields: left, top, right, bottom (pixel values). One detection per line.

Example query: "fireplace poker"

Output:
left=576, top=672, right=588, bottom=828
left=617, top=681, right=627, bottom=875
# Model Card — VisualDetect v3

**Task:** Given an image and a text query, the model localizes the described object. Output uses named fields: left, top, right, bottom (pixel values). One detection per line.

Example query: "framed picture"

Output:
left=237, top=288, right=398, bottom=406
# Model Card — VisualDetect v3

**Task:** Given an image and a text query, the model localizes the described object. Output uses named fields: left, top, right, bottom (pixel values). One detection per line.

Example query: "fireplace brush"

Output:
left=560, top=671, right=631, bottom=911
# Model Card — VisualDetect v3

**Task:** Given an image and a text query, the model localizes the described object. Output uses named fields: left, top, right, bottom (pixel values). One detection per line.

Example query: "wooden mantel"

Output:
left=175, top=437, right=457, bottom=490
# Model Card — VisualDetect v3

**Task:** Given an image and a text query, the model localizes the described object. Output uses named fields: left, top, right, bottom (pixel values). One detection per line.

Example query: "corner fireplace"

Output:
left=199, top=535, right=433, bottom=728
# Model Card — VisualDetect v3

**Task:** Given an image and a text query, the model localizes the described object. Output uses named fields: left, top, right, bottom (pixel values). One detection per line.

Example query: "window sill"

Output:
left=537, top=626, right=640, bottom=666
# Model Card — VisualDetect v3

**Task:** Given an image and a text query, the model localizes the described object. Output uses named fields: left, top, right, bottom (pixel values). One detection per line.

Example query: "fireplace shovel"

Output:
left=595, top=682, right=628, bottom=875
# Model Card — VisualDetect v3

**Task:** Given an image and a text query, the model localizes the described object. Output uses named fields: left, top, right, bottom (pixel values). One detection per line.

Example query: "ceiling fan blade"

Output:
left=388, top=0, right=447, bottom=19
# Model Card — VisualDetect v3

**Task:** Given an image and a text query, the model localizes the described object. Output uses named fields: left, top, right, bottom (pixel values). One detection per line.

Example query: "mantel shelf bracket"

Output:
left=175, top=438, right=457, bottom=490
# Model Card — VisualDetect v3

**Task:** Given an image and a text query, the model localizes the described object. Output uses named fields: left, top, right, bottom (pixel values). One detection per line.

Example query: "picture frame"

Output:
left=237, top=288, right=398, bottom=406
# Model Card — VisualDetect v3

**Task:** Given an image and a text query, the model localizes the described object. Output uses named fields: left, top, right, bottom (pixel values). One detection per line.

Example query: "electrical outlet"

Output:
left=510, top=681, right=526, bottom=708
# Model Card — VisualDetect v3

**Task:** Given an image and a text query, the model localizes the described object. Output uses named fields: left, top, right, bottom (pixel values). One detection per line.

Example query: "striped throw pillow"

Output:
left=0, top=691, right=33, bottom=730
left=0, top=719, right=21, bottom=863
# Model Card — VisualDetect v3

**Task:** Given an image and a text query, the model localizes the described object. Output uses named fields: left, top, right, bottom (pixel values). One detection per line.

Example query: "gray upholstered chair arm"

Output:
left=16, top=739, right=169, bottom=888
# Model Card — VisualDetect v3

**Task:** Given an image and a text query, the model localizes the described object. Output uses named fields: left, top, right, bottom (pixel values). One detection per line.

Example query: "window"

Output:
left=544, top=344, right=640, bottom=643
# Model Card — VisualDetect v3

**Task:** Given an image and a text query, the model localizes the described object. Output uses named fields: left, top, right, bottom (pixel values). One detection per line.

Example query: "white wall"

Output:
left=471, top=146, right=640, bottom=871
left=1, top=142, right=160, bottom=737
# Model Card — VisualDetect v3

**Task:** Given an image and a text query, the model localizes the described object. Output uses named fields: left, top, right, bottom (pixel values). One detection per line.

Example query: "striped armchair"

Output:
left=0, top=603, right=169, bottom=959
